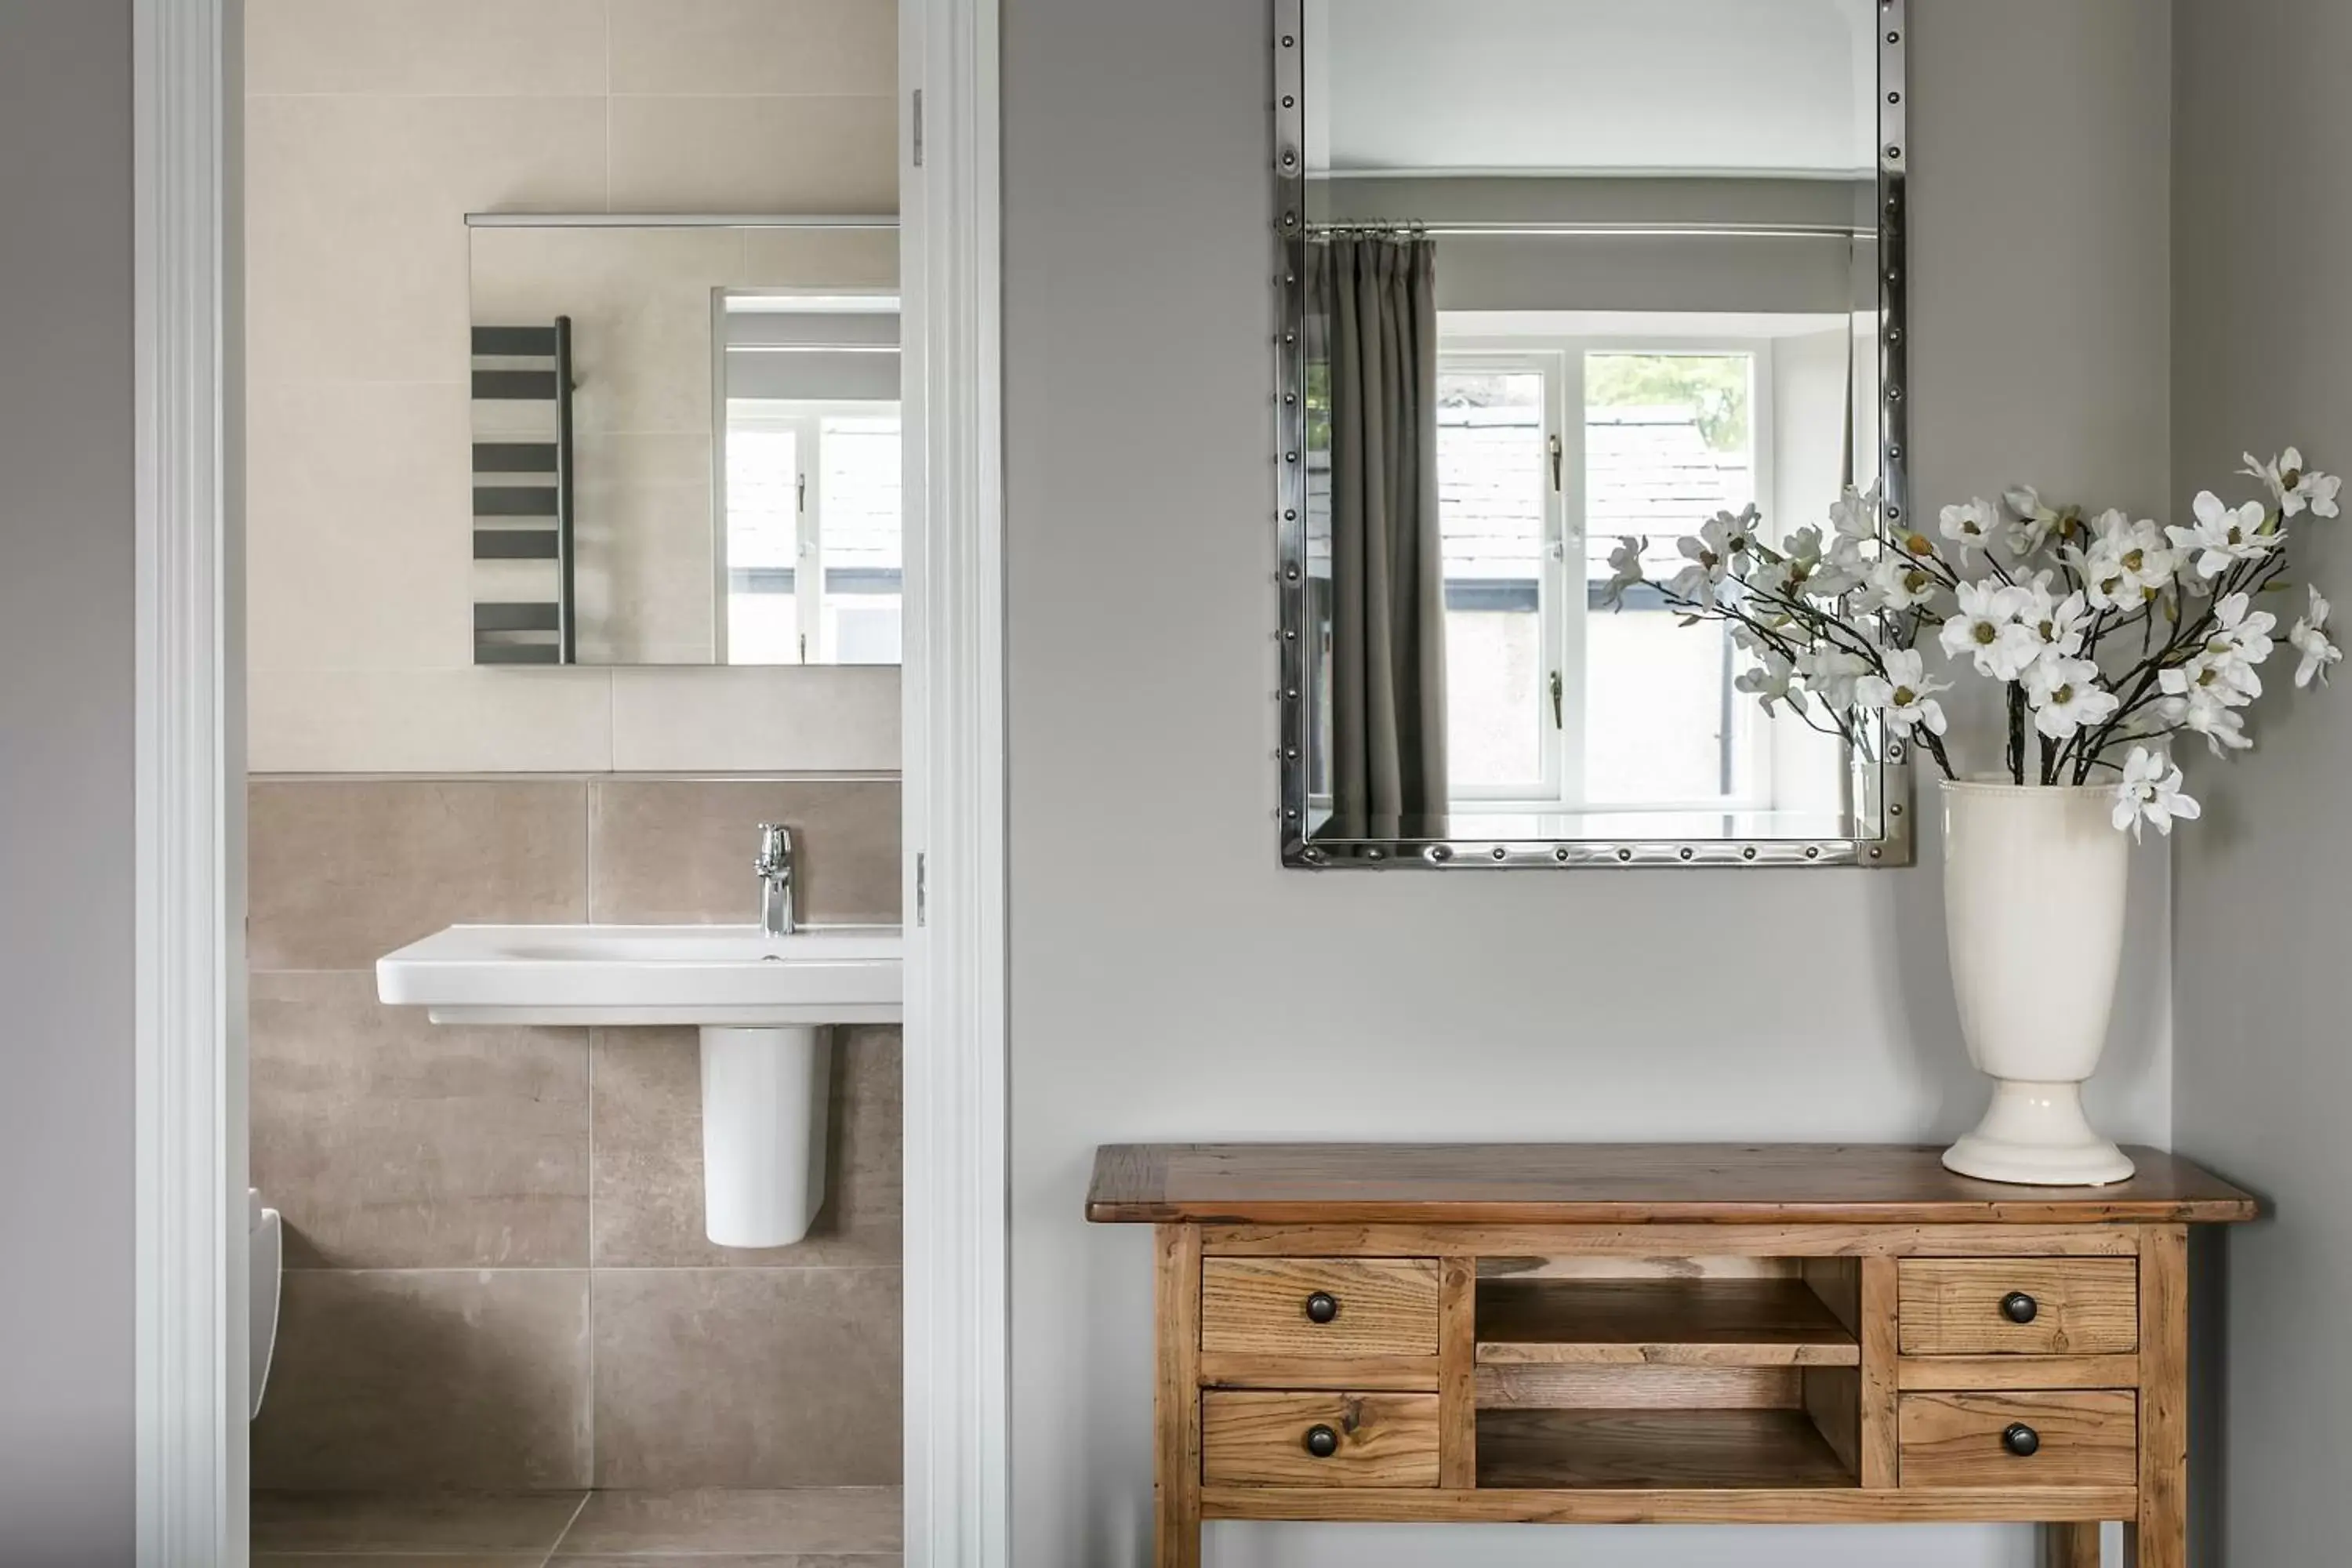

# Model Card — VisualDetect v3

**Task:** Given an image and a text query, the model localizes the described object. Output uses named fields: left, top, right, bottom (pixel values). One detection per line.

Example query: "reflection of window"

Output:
left=722, top=405, right=903, bottom=666
left=1436, top=339, right=1770, bottom=812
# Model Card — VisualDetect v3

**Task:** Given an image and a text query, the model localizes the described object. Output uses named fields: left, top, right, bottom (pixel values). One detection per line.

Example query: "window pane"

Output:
left=1581, top=352, right=1755, bottom=804
left=817, top=412, right=903, bottom=665
left=1438, top=368, right=1547, bottom=790
left=724, top=422, right=800, bottom=665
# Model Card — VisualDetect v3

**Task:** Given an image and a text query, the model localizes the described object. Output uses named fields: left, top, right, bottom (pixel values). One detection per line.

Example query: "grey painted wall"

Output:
left=0, top=2, right=139, bottom=1563
left=1003, top=2, right=2170, bottom=1565
left=2172, top=2, right=2352, bottom=1563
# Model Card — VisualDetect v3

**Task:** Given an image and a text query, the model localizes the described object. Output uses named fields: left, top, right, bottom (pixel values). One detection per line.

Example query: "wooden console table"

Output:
left=1087, top=1144, right=2255, bottom=1566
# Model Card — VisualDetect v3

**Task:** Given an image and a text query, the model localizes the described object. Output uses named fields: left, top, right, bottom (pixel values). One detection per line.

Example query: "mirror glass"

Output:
left=467, top=222, right=901, bottom=666
left=1283, top=0, right=1903, bottom=862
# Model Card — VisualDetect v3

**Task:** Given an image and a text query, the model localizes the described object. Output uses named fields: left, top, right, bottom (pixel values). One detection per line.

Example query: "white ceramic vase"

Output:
left=1940, top=780, right=2136, bottom=1186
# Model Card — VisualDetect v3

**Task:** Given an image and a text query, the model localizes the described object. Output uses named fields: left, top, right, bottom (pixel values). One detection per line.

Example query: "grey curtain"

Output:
left=1312, top=234, right=1447, bottom=827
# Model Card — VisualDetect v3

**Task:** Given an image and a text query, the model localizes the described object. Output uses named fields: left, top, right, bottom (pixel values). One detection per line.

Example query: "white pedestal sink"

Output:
left=376, top=924, right=901, bottom=1248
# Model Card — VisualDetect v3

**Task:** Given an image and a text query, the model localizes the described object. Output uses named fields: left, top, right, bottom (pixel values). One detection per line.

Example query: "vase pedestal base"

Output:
left=1944, top=1079, right=2136, bottom=1187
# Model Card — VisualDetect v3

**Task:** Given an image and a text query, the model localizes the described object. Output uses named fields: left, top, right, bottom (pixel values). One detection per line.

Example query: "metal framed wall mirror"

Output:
left=1274, top=0, right=1911, bottom=869
left=465, top=213, right=902, bottom=667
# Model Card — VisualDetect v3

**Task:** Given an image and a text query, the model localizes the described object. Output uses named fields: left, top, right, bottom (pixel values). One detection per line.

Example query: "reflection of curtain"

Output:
left=1312, top=234, right=1447, bottom=826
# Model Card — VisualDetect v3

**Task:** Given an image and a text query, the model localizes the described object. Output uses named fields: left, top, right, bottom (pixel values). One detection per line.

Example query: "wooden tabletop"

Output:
left=1085, top=1143, right=2258, bottom=1226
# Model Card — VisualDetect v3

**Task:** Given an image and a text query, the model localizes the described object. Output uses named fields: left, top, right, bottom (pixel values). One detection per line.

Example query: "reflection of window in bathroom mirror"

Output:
left=464, top=218, right=900, bottom=667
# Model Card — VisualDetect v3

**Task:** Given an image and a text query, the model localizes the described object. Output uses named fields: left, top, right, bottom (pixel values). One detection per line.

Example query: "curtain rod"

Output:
left=1306, top=220, right=1867, bottom=241
left=464, top=212, right=899, bottom=229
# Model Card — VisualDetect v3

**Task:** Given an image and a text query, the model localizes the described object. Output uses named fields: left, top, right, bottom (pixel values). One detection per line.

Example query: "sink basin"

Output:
left=376, top=923, right=902, bottom=1027
left=377, top=923, right=902, bottom=1250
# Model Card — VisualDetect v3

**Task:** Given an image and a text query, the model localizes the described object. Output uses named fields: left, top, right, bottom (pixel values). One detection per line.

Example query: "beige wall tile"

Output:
left=608, top=96, right=898, bottom=214
left=252, top=971, right=590, bottom=1269
left=247, top=94, right=608, bottom=384
left=554, top=1487, right=901, bottom=1555
left=739, top=227, right=899, bottom=289
left=590, top=1269, right=902, bottom=1487
left=246, top=668, right=616, bottom=773
left=588, top=778, right=898, bottom=924
left=252, top=1491, right=586, bottom=1554
left=573, top=435, right=717, bottom=666
left=609, top=0, right=896, bottom=96
left=246, top=0, right=608, bottom=96
left=256, top=1556, right=546, bottom=1567
left=590, top=1025, right=898, bottom=1268
left=249, top=779, right=589, bottom=969
left=609, top=666, right=900, bottom=772
left=252, top=1270, right=593, bottom=1490
left=247, top=380, right=473, bottom=673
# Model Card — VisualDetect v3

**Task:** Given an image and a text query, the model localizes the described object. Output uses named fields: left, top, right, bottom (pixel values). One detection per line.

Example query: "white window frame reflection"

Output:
left=1438, top=334, right=1780, bottom=817
left=721, top=399, right=902, bottom=666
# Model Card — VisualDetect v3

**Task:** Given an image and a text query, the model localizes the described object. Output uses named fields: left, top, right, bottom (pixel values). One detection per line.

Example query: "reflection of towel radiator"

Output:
left=470, top=316, right=576, bottom=664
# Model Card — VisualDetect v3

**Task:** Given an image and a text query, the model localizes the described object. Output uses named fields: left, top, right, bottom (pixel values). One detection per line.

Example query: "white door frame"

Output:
left=132, top=1, right=1011, bottom=1564
left=900, top=0, right=1011, bottom=1563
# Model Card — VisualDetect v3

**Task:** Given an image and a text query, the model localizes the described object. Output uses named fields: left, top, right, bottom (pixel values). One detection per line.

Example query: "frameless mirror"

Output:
left=466, top=219, right=902, bottom=666
left=1276, top=0, right=1909, bottom=867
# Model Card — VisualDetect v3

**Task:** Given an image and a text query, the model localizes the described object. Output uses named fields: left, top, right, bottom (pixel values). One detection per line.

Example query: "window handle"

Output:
left=1548, top=433, right=1563, bottom=493
left=1550, top=670, right=1563, bottom=731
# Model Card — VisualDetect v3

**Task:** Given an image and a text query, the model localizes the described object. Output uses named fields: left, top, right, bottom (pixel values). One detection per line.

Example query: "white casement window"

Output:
left=720, top=401, right=905, bottom=666
left=1438, top=335, right=1780, bottom=815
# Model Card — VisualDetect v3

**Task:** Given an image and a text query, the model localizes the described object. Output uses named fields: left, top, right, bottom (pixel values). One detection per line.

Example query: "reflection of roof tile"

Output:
left=1438, top=405, right=1750, bottom=577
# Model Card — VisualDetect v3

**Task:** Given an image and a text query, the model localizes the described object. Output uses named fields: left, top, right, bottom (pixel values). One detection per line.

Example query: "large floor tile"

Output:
left=553, top=1486, right=901, bottom=1555
left=249, top=778, right=588, bottom=971
left=252, top=1271, right=593, bottom=1490
left=590, top=1025, right=898, bottom=1268
left=587, top=778, right=899, bottom=926
left=251, top=1489, right=586, bottom=1554
left=590, top=1269, right=901, bottom=1488
left=251, top=971, right=590, bottom=1269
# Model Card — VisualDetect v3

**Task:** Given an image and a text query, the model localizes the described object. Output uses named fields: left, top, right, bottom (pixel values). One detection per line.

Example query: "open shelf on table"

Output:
left=1475, top=1277, right=1860, bottom=1367
left=1475, top=1408, right=1858, bottom=1491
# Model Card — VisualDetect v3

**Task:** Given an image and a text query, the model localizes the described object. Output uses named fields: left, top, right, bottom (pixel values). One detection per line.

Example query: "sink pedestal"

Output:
left=699, top=1025, right=830, bottom=1248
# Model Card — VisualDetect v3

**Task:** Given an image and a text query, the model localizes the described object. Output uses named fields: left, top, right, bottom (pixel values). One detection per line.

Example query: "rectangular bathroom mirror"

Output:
left=466, top=217, right=902, bottom=667
left=1276, top=0, right=1911, bottom=868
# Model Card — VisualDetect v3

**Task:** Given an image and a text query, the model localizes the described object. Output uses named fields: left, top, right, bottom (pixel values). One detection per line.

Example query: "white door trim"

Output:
left=899, top=0, right=1010, bottom=1563
left=132, top=0, right=242, bottom=1564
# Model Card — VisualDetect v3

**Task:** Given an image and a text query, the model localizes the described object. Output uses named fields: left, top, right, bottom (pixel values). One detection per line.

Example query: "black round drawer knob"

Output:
left=2002, top=1422, right=2042, bottom=1457
left=1303, top=1424, right=1341, bottom=1459
left=2002, top=1291, right=2040, bottom=1324
left=1305, top=1291, right=1340, bottom=1324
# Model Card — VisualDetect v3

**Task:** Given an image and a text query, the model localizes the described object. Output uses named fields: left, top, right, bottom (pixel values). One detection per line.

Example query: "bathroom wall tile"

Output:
left=246, top=94, right=608, bottom=384
left=246, top=0, right=608, bottom=96
left=246, top=380, right=473, bottom=674
left=588, top=778, right=899, bottom=925
left=252, top=1490, right=586, bottom=1554
left=608, top=0, right=896, bottom=96
left=591, top=1269, right=902, bottom=1487
left=739, top=227, right=899, bottom=290
left=256, top=1557, right=548, bottom=1567
left=609, top=666, right=901, bottom=773
left=252, top=971, right=590, bottom=1269
left=590, top=1025, right=899, bottom=1268
left=608, top=96, right=898, bottom=215
left=554, top=1487, right=902, bottom=1555
left=246, top=668, right=616, bottom=775
left=249, top=779, right=589, bottom=970
left=572, top=435, right=717, bottom=667
left=253, top=1270, right=593, bottom=1490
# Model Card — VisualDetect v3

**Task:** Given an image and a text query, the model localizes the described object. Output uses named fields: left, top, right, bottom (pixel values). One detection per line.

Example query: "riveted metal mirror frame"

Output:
left=1272, top=0, right=1914, bottom=870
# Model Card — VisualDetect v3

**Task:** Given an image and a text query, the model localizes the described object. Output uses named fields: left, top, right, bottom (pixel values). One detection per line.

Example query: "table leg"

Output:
left=2046, top=1522, right=2102, bottom=1566
left=1155, top=1224, right=1203, bottom=1568
left=2127, top=1225, right=2189, bottom=1568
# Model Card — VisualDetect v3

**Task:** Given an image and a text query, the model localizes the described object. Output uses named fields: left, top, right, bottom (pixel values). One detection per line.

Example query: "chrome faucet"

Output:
left=754, top=823, right=796, bottom=938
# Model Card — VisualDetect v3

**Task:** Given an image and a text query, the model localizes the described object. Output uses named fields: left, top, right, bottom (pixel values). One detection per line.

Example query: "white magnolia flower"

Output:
left=1735, top=648, right=1798, bottom=714
left=1854, top=648, right=1950, bottom=736
left=2292, top=586, right=2342, bottom=688
left=2166, top=491, right=2276, bottom=579
left=1864, top=554, right=1940, bottom=612
left=2080, top=510, right=2182, bottom=610
left=2020, top=578, right=2093, bottom=662
left=2202, top=590, right=2278, bottom=681
left=1937, top=580, right=2041, bottom=681
left=2244, top=448, right=2343, bottom=520
left=2157, top=688, right=2255, bottom=757
left=2024, top=656, right=2122, bottom=741
left=2111, top=746, right=2203, bottom=841
left=1798, top=646, right=1871, bottom=712
left=1601, top=536, right=1648, bottom=608
left=1830, top=483, right=1884, bottom=544
left=1669, top=509, right=1759, bottom=608
left=1940, top=499, right=1998, bottom=558
left=2002, top=485, right=2062, bottom=556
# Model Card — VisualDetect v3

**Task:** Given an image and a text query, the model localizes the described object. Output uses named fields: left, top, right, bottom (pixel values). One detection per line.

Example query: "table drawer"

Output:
left=1899, top=1391, right=2136, bottom=1488
left=1201, top=1258, right=1441, bottom=1358
left=1201, top=1392, right=1441, bottom=1488
left=1898, top=1258, right=2137, bottom=1356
